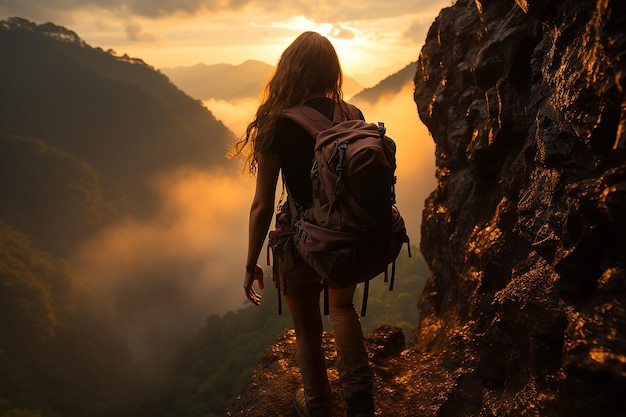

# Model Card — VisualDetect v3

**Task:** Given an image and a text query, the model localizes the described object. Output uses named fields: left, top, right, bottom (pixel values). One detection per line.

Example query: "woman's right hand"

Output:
left=244, top=264, right=264, bottom=306
left=242, top=152, right=278, bottom=307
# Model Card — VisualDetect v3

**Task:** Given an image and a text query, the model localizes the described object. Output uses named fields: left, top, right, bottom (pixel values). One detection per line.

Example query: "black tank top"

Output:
left=269, top=97, right=336, bottom=207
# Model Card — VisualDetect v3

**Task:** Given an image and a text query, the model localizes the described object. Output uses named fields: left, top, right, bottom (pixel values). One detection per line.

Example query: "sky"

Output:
left=0, top=0, right=452, bottom=85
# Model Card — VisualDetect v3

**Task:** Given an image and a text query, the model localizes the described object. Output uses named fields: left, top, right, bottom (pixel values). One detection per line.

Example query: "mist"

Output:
left=69, top=82, right=435, bottom=369
left=71, top=167, right=256, bottom=368
left=203, top=97, right=258, bottom=139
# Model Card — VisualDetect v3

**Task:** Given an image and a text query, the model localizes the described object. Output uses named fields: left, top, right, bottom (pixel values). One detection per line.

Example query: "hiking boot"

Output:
left=295, top=353, right=333, bottom=417
left=295, top=388, right=333, bottom=417
left=345, top=391, right=375, bottom=417
left=295, top=388, right=312, bottom=417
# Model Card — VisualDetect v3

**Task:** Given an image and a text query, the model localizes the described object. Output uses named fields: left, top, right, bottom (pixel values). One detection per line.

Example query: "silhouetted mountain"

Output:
left=0, top=17, right=236, bottom=254
left=162, top=60, right=364, bottom=101
left=162, top=60, right=273, bottom=101
left=349, top=61, right=416, bottom=104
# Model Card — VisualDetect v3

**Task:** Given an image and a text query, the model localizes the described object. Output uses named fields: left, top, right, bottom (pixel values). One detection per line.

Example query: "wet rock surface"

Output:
left=415, top=0, right=626, bottom=415
left=229, top=0, right=626, bottom=415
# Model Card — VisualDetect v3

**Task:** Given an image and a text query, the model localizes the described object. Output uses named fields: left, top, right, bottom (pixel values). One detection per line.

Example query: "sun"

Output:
left=276, top=16, right=366, bottom=78
left=283, top=15, right=333, bottom=36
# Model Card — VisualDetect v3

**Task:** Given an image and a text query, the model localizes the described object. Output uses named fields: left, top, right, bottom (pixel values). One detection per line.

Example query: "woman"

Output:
left=232, top=32, right=375, bottom=417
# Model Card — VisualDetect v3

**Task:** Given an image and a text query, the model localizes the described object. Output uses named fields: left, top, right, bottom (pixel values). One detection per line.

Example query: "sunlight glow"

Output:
left=0, top=0, right=452, bottom=84
left=281, top=15, right=333, bottom=35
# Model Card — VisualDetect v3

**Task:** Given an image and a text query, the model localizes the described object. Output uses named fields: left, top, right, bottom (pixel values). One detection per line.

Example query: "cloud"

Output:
left=71, top=167, right=257, bottom=366
left=325, top=0, right=445, bottom=22
left=404, top=20, right=433, bottom=43
left=0, top=0, right=450, bottom=80
left=329, top=23, right=355, bottom=40
left=125, top=21, right=157, bottom=42
left=1, top=0, right=448, bottom=22
left=202, top=98, right=258, bottom=138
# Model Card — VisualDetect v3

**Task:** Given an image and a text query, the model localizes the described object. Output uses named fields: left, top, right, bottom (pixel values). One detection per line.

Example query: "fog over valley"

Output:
left=70, top=167, right=256, bottom=365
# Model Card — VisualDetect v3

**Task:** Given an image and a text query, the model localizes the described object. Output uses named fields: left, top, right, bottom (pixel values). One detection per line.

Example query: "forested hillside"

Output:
left=162, top=60, right=365, bottom=101
left=0, top=17, right=238, bottom=417
left=0, top=17, right=235, bottom=257
left=349, top=61, right=416, bottom=104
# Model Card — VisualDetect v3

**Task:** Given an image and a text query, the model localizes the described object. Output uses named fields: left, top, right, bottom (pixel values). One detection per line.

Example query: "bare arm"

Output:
left=244, top=152, right=280, bottom=305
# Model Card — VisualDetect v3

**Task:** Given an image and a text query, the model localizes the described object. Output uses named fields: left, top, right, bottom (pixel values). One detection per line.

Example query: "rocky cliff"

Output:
left=227, top=0, right=626, bottom=415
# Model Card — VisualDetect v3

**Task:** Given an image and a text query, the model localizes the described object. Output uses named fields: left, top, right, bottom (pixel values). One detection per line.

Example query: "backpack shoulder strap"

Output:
left=283, top=106, right=333, bottom=137
left=283, top=102, right=364, bottom=136
left=340, top=102, right=364, bottom=121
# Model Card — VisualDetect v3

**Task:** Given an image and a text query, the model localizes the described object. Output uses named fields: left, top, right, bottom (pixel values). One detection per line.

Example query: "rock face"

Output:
left=414, top=0, right=626, bottom=415
left=228, top=0, right=625, bottom=415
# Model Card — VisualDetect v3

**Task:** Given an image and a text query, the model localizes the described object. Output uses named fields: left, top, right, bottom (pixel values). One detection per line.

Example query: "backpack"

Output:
left=279, top=102, right=410, bottom=315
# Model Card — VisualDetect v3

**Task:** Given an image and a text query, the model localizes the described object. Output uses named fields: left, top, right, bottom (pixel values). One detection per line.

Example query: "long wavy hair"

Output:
left=229, top=31, right=344, bottom=174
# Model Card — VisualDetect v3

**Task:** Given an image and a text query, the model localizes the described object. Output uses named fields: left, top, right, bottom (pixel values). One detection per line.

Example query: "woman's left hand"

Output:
left=244, top=264, right=264, bottom=305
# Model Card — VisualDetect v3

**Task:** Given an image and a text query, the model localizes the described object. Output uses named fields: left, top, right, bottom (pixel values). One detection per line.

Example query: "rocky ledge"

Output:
left=227, top=325, right=461, bottom=417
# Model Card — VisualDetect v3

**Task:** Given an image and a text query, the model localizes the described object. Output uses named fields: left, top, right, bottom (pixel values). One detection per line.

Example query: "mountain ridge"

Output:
left=1, top=16, right=236, bottom=238
left=349, top=61, right=416, bottom=104
left=162, top=59, right=366, bottom=101
left=161, top=59, right=273, bottom=101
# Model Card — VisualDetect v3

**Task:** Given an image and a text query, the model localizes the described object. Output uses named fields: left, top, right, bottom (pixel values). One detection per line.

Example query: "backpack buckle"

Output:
left=334, top=142, right=348, bottom=195
left=293, top=220, right=308, bottom=242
